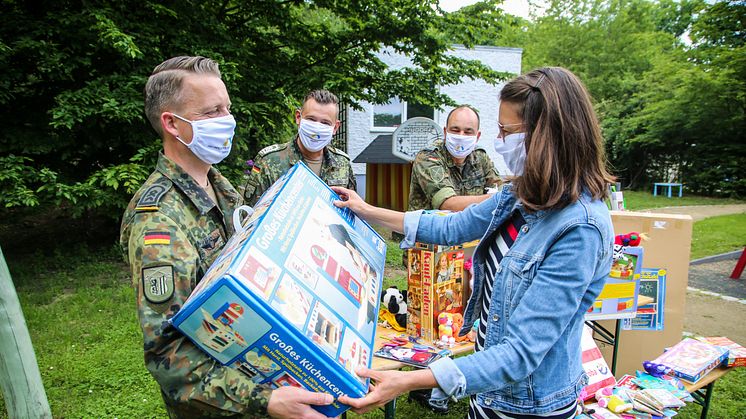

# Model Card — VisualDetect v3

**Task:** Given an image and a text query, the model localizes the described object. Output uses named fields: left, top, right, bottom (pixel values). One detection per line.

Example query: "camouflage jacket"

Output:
left=243, top=138, right=356, bottom=206
left=120, top=152, right=270, bottom=418
left=408, top=141, right=501, bottom=211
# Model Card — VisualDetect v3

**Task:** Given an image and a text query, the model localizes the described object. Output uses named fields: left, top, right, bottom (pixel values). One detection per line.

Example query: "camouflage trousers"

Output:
left=161, top=391, right=268, bottom=419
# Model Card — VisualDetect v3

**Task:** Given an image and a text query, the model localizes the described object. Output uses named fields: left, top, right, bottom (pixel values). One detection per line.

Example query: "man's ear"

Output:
left=161, top=112, right=180, bottom=138
left=294, top=109, right=302, bottom=126
left=333, top=120, right=341, bottom=135
left=476, top=130, right=482, bottom=140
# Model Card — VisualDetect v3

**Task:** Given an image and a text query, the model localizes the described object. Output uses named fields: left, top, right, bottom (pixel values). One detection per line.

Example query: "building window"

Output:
left=371, top=98, right=434, bottom=131
left=372, top=98, right=403, bottom=129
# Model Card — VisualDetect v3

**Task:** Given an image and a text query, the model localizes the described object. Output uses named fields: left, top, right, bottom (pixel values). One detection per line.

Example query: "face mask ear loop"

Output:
left=171, top=113, right=193, bottom=146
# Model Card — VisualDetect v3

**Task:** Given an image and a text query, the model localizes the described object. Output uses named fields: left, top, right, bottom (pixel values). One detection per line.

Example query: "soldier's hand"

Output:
left=331, top=186, right=368, bottom=215
left=267, top=386, right=336, bottom=419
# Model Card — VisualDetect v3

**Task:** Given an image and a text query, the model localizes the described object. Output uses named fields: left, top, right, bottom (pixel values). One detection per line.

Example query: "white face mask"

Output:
left=298, top=118, right=334, bottom=152
left=494, top=132, right=526, bottom=176
left=174, top=114, right=235, bottom=165
left=444, top=133, right=478, bottom=159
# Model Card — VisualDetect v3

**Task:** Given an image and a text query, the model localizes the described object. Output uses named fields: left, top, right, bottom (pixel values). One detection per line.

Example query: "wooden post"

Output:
left=0, top=246, right=52, bottom=418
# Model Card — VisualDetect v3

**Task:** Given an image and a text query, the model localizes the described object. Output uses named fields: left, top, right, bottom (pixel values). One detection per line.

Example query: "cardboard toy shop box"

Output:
left=171, top=162, right=387, bottom=416
left=407, top=237, right=478, bottom=342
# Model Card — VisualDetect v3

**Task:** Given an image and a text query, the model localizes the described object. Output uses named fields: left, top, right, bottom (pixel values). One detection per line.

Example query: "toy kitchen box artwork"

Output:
left=171, top=162, right=386, bottom=416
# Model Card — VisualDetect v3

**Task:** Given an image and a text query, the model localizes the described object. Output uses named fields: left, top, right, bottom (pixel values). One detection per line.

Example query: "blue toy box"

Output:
left=171, top=162, right=386, bottom=416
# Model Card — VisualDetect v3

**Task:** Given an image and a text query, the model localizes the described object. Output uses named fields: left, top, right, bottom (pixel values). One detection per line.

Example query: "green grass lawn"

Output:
left=0, top=246, right=166, bottom=418
left=622, top=190, right=746, bottom=211
left=690, top=213, right=746, bottom=259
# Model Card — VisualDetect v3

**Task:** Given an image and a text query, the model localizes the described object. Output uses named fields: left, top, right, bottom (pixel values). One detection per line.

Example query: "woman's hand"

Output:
left=330, top=186, right=407, bottom=233
left=331, top=186, right=370, bottom=216
left=338, top=367, right=438, bottom=414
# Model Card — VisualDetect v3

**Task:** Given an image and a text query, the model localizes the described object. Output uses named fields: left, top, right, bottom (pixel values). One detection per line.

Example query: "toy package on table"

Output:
left=406, top=231, right=476, bottom=343
left=651, top=338, right=729, bottom=383
left=586, top=244, right=643, bottom=319
left=696, top=336, right=746, bottom=368
left=170, top=162, right=387, bottom=416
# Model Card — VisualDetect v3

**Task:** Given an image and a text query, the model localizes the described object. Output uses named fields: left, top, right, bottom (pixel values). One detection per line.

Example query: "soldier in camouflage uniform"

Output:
left=121, top=56, right=333, bottom=419
left=243, top=90, right=356, bottom=206
left=408, top=105, right=502, bottom=211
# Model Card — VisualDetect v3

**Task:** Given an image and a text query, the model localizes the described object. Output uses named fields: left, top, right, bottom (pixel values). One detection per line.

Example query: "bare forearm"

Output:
left=440, top=194, right=490, bottom=211
left=406, top=368, right=439, bottom=391
left=357, top=204, right=405, bottom=233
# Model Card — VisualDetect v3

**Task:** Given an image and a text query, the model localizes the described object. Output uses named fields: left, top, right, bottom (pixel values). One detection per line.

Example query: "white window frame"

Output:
left=370, top=99, right=436, bottom=133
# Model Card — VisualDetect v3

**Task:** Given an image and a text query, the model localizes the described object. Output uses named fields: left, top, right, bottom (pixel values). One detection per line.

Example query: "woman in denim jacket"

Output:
left=336, top=67, right=615, bottom=418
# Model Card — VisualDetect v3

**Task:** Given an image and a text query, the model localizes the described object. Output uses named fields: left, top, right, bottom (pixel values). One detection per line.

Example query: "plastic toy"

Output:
left=437, top=312, right=455, bottom=346
left=595, top=386, right=633, bottom=414
left=615, top=232, right=647, bottom=247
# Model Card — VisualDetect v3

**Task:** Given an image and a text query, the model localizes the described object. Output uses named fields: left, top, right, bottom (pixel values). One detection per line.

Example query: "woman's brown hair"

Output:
left=500, top=67, right=615, bottom=211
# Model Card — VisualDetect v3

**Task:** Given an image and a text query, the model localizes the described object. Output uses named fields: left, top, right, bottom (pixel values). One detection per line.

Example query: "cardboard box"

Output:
left=597, top=212, right=693, bottom=377
left=407, top=239, right=475, bottom=342
left=171, top=162, right=387, bottom=416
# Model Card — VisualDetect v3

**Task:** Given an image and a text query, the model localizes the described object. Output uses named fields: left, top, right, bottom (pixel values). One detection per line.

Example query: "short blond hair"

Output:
left=144, top=56, right=221, bottom=136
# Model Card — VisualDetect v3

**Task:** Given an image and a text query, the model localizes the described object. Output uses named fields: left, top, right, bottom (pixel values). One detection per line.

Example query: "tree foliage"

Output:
left=504, top=0, right=744, bottom=196
left=0, top=0, right=505, bottom=217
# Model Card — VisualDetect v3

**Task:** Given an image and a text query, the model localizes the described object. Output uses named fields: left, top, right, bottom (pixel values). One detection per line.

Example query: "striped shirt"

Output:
left=469, top=212, right=578, bottom=419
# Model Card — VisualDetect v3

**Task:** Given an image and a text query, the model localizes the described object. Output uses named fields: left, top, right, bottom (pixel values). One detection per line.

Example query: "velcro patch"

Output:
left=144, top=231, right=171, bottom=246
left=142, top=265, right=175, bottom=304
left=136, top=177, right=171, bottom=212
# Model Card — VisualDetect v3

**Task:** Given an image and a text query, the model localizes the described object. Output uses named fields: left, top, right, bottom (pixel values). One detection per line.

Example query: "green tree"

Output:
left=0, top=0, right=504, bottom=219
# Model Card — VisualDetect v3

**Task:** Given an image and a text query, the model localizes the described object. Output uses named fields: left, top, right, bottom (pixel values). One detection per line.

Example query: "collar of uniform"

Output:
left=292, top=136, right=332, bottom=165
left=156, top=152, right=217, bottom=215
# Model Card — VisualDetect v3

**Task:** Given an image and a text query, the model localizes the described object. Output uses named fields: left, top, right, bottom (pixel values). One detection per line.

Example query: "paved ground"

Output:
left=650, top=205, right=746, bottom=342
left=688, top=258, right=745, bottom=300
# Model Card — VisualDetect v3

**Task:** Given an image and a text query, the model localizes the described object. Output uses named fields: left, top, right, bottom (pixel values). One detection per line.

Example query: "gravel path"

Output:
left=639, top=204, right=746, bottom=221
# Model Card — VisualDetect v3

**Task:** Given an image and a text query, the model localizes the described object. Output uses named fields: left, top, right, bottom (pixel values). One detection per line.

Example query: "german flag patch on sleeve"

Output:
left=143, top=231, right=171, bottom=246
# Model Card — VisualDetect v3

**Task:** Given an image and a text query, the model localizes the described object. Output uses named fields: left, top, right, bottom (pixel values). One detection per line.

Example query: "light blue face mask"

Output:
left=174, top=113, right=236, bottom=164
left=494, top=132, right=526, bottom=176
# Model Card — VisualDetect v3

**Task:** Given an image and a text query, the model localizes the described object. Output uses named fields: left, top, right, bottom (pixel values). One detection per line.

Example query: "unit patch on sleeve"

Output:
left=142, top=265, right=175, bottom=304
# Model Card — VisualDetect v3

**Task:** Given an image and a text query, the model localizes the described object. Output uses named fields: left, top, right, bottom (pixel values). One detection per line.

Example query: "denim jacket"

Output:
left=401, top=184, right=613, bottom=414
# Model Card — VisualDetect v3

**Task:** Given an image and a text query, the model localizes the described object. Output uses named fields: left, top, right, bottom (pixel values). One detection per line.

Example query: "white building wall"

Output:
left=347, top=45, right=523, bottom=194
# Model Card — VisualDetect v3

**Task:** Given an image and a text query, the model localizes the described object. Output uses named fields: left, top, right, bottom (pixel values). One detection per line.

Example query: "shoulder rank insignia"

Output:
left=328, top=146, right=350, bottom=159
left=257, top=143, right=284, bottom=157
left=135, top=177, right=171, bottom=212
left=427, top=156, right=440, bottom=162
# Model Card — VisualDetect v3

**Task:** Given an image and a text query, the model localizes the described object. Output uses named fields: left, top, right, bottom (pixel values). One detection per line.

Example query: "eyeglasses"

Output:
left=497, top=121, right=523, bottom=137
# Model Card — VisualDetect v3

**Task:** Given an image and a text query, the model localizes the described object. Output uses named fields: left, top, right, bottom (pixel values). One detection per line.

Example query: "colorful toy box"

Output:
left=407, top=238, right=475, bottom=342
left=586, top=245, right=643, bottom=320
left=652, top=338, right=730, bottom=383
left=170, top=162, right=387, bottom=416
left=697, top=336, right=746, bottom=368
